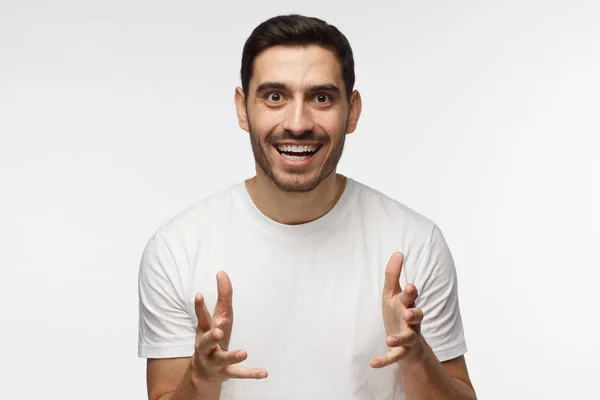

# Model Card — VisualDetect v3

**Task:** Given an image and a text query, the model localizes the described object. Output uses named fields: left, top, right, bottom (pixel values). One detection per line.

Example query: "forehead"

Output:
left=251, top=45, right=343, bottom=90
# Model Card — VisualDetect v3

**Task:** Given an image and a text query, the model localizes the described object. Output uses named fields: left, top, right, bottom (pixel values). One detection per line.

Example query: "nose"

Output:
left=281, top=101, right=315, bottom=135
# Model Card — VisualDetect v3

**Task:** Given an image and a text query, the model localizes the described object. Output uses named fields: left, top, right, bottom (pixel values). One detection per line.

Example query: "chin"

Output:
left=270, top=175, right=321, bottom=193
left=268, top=168, right=334, bottom=193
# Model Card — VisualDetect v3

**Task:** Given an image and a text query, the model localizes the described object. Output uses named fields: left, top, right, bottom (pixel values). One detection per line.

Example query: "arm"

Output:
left=145, top=289, right=267, bottom=400
left=147, top=357, right=222, bottom=400
left=373, top=225, right=476, bottom=399
left=399, top=343, right=476, bottom=400
left=138, top=234, right=266, bottom=400
left=397, top=229, right=476, bottom=399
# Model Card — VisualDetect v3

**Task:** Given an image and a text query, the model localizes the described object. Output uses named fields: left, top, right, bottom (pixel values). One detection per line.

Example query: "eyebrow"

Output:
left=255, top=81, right=341, bottom=96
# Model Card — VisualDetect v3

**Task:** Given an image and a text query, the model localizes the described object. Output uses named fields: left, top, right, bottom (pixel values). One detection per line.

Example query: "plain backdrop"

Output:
left=1, top=0, right=599, bottom=398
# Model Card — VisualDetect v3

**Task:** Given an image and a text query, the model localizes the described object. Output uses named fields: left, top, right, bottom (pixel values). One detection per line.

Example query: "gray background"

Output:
left=1, top=0, right=599, bottom=398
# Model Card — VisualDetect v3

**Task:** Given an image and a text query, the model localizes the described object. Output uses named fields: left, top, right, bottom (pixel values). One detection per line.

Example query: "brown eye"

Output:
left=267, top=92, right=282, bottom=102
left=315, top=94, right=329, bottom=103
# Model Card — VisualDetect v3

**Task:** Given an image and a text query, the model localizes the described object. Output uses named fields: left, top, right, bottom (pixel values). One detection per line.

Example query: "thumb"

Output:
left=383, top=252, right=404, bottom=297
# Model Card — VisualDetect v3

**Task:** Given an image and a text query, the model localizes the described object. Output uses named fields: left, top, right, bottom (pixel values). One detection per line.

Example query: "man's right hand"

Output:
left=191, top=271, right=268, bottom=387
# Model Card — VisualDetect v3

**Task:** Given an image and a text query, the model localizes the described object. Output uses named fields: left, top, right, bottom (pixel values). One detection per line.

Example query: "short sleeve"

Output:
left=137, top=233, right=196, bottom=358
left=413, top=224, right=468, bottom=362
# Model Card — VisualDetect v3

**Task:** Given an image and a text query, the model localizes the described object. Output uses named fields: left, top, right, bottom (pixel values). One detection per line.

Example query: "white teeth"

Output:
left=281, top=153, right=310, bottom=161
left=276, top=144, right=319, bottom=153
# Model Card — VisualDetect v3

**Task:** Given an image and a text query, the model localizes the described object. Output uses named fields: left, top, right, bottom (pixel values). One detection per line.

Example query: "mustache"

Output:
left=266, top=130, right=329, bottom=143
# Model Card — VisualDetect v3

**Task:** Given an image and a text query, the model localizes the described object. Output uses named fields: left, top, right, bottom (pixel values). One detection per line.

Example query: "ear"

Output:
left=234, top=87, right=249, bottom=132
left=345, top=90, right=362, bottom=134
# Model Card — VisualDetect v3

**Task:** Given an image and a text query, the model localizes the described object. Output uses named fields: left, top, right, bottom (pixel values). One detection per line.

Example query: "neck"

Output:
left=245, top=171, right=347, bottom=225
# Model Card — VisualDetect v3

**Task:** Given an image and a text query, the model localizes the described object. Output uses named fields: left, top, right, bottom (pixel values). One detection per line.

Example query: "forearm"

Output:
left=159, top=359, right=222, bottom=400
left=399, top=337, right=476, bottom=400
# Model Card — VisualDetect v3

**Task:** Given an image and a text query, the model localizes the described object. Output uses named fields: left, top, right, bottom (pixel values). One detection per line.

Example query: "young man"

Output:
left=138, top=14, right=477, bottom=400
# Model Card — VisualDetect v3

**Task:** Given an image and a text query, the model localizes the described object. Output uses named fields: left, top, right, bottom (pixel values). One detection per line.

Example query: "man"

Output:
left=138, top=14, right=476, bottom=400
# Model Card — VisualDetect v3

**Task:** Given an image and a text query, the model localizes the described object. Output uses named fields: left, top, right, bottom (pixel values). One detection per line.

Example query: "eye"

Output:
left=266, top=92, right=283, bottom=102
left=314, top=93, right=331, bottom=103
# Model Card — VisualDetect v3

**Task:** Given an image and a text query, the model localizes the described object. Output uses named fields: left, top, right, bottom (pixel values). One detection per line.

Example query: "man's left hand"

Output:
left=371, top=252, right=425, bottom=368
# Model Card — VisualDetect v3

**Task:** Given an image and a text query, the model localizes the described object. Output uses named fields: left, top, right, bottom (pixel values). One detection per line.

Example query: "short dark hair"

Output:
left=240, top=14, right=355, bottom=101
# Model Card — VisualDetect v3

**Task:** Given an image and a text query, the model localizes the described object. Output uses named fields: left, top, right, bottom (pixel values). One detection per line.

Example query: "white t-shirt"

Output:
left=138, top=177, right=467, bottom=399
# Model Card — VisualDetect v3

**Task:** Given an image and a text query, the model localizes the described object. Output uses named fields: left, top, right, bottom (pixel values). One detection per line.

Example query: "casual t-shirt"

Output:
left=138, top=177, right=467, bottom=399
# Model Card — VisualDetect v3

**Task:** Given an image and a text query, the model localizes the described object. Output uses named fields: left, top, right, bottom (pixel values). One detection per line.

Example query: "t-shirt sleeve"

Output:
left=137, top=232, right=196, bottom=358
left=413, top=224, right=468, bottom=362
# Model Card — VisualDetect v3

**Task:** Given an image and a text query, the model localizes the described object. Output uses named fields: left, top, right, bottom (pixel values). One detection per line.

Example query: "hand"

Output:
left=371, top=252, right=425, bottom=368
left=192, top=271, right=268, bottom=385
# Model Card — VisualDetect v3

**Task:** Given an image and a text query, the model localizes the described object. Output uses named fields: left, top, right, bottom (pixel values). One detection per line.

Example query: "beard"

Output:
left=248, top=121, right=347, bottom=193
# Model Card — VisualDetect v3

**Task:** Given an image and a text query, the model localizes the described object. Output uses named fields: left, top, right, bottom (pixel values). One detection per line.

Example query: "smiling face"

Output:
left=235, top=45, right=362, bottom=193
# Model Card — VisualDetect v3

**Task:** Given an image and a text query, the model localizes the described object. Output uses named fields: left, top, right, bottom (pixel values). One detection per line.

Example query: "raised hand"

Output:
left=371, top=252, right=425, bottom=368
left=191, top=271, right=268, bottom=384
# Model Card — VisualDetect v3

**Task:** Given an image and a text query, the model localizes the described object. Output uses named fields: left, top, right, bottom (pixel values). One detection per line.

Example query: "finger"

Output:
left=195, top=328, right=223, bottom=355
left=214, top=271, right=233, bottom=317
left=370, top=347, right=407, bottom=369
left=386, top=329, right=417, bottom=348
left=383, top=252, right=404, bottom=297
left=404, top=308, right=424, bottom=326
left=224, top=365, right=268, bottom=379
left=194, top=293, right=214, bottom=332
left=209, top=348, right=248, bottom=367
left=398, top=283, right=418, bottom=307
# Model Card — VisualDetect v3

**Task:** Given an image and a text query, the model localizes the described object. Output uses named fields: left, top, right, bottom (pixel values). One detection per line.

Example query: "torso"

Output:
left=168, top=178, right=434, bottom=399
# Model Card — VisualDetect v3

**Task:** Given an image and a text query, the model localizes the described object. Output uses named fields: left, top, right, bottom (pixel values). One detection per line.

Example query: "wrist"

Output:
left=188, top=358, right=223, bottom=394
left=397, top=334, right=427, bottom=367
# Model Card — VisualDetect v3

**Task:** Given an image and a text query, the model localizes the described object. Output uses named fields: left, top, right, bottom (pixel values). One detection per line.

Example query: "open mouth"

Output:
left=275, top=144, right=323, bottom=161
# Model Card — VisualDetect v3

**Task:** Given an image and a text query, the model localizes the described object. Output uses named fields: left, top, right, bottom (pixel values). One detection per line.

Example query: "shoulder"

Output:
left=148, top=182, right=244, bottom=253
left=348, top=178, right=438, bottom=243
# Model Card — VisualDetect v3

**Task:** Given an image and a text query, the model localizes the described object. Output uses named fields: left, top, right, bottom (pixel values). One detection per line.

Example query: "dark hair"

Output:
left=240, top=14, right=355, bottom=101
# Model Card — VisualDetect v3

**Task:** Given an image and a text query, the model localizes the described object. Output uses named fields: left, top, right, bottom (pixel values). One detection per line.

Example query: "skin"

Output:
left=146, top=44, right=476, bottom=400
left=235, top=44, right=362, bottom=225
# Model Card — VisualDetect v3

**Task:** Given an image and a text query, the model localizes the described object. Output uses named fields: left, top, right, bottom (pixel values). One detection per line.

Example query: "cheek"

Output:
left=250, top=113, right=283, bottom=139
left=313, top=112, right=347, bottom=137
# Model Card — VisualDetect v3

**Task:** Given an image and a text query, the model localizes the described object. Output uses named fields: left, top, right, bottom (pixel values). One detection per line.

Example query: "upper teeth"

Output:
left=277, top=144, right=319, bottom=153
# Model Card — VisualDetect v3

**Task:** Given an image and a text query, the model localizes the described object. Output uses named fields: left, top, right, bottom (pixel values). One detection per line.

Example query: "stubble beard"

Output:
left=248, top=122, right=347, bottom=193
